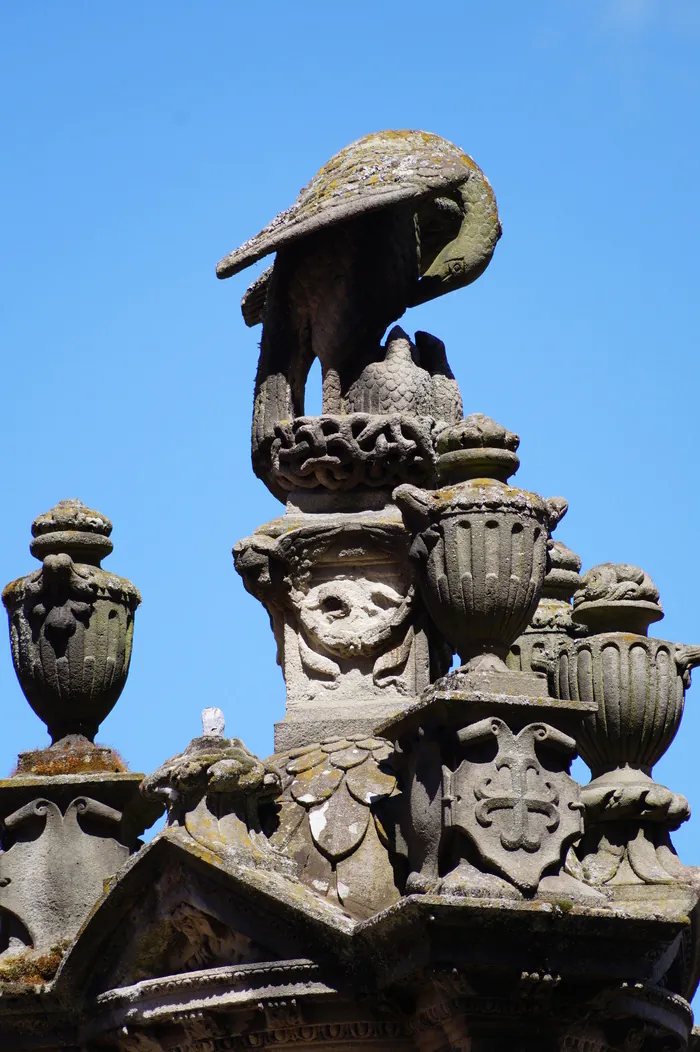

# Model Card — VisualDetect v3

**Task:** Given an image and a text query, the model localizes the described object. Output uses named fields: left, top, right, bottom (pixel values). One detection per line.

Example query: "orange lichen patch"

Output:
left=14, top=740, right=127, bottom=777
left=0, top=942, right=69, bottom=986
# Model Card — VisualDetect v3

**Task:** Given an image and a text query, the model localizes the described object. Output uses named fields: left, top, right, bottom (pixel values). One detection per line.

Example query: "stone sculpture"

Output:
left=216, top=129, right=499, bottom=492
left=142, top=707, right=293, bottom=873
left=0, top=502, right=160, bottom=982
left=2, top=129, right=700, bottom=1052
left=2, top=499, right=141, bottom=744
left=558, top=565, right=700, bottom=891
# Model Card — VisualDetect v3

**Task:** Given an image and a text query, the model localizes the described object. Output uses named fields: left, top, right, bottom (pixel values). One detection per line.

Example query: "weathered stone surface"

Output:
left=559, top=566, right=700, bottom=894
left=436, top=411, right=520, bottom=485
left=446, top=718, right=584, bottom=894
left=267, top=410, right=437, bottom=495
left=0, top=771, right=159, bottom=966
left=141, top=710, right=292, bottom=874
left=235, top=513, right=450, bottom=749
left=508, top=540, right=587, bottom=692
left=268, top=736, right=400, bottom=918
left=379, top=686, right=596, bottom=901
left=2, top=500, right=141, bottom=743
left=5, top=128, right=700, bottom=1052
left=217, top=130, right=498, bottom=494
left=395, top=417, right=564, bottom=688
left=572, top=561, right=664, bottom=635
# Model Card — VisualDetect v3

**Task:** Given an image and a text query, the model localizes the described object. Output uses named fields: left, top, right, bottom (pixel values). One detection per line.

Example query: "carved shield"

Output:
left=447, top=719, right=583, bottom=894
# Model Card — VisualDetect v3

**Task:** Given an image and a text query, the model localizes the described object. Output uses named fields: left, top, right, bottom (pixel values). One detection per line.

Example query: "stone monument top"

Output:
left=1, top=129, right=700, bottom=1052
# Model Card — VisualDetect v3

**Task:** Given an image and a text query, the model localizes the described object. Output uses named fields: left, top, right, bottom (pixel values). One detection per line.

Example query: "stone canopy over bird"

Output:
left=216, top=130, right=500, bottom=480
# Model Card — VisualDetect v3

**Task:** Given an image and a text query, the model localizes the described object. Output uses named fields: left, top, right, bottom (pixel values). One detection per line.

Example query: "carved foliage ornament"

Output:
left=268, top=736, right=399, bottom=916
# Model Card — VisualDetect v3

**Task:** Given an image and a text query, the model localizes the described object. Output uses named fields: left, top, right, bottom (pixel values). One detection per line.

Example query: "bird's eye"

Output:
left=448, top=259, right=465, bottom=276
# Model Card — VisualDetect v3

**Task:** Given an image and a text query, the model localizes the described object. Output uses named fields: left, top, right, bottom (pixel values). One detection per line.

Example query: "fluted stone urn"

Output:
left=2, top=501, right=141, bottom=743
left=557, top=563, right=700, bottom=887
left=558, top=564, right=699, bottom=778
left=507, top=540, right=587, bottom=691
left=394, top=415, right=563, bottom=683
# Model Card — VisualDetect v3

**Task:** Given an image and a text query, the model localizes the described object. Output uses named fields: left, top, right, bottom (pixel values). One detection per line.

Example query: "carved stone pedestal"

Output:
left=378, top=688, right=597, bottom=900
left=235, top=496, right=450, bottom=752
left=0, top=770, right=160, bottom=975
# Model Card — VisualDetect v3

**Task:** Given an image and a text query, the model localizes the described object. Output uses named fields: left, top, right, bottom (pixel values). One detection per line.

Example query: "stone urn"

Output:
left=2, top=501, right=141, bottom=743
left=394, top=415, right=563, bottom=677
left=557, top=563, right=700, bottom=778
left=557, top=563, right=700, bottom=886
left=507, top=540, right=587, bottom=691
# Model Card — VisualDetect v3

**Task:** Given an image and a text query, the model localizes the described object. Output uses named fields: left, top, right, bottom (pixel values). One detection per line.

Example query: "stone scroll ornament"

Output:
left=558, top=564, right=700, bottom=888
left=216, top=130, right=499, bottom=498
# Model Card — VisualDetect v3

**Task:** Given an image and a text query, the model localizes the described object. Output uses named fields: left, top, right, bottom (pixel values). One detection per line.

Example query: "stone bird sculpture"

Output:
left=216, top=130, right=500, bottom=480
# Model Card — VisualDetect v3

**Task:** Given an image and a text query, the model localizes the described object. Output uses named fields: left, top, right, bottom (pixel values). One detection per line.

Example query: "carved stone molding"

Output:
left=266, top=411, right=438, bottom=496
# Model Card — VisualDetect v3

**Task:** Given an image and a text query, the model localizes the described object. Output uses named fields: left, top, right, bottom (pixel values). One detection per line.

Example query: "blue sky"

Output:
left=1, top=1, right=699, bottom=860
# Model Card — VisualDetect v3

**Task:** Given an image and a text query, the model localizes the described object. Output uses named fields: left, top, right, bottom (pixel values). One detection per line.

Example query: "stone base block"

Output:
left=274, top=701, right=410, bottom=751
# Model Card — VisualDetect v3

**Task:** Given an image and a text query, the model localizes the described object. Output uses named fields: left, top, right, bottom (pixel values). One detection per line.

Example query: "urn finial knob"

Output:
left=436, top=412, right=520, bottom=484
left=30, top=499, right=114, bottom=566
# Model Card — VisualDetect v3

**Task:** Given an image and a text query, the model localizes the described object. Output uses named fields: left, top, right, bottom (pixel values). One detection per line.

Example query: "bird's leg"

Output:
left=252, top=257, right=313, bottom=482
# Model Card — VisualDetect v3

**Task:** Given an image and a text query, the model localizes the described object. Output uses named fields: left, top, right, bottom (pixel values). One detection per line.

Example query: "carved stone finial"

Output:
left=436, top=412, right=520, bottom=484
left=572, top=562, right=663, bottom=635
left=507, top=539, right=586, bottom=689
left=29, top=499, right=113, bottom=565
left=544, top=540, right=582, bottom=601
left=2, top=501, right=141, bottom=745
left=393, top=423, right=562, bottom=686
left=0, top=503, right=157, bottom=968
left=558, top=565, right=700, bottom=890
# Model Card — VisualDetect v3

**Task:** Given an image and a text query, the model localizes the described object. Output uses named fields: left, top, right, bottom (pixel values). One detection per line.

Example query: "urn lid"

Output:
left=30, top=499, right=114, bottom=565
left=543, top=541, right=582, bottom=602
left=437, top=413, right=520, bottom=484
left=572, top=562, right=664, bottom=635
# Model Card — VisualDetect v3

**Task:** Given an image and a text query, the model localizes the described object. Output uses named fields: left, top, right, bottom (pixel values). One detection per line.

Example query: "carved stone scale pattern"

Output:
left=1, top=130, right=700, bottom=1052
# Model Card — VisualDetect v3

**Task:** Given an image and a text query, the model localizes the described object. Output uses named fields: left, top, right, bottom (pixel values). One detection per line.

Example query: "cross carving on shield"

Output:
left=446, top=718, right=583, bottom=893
